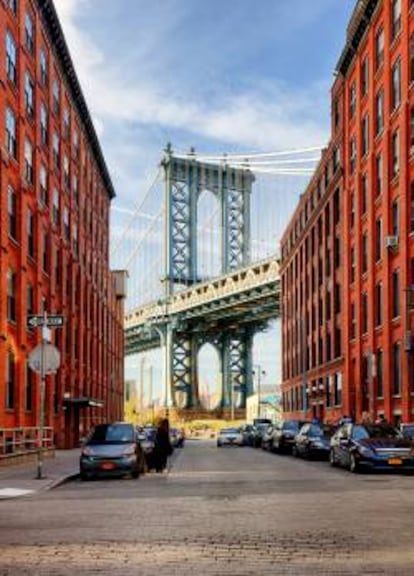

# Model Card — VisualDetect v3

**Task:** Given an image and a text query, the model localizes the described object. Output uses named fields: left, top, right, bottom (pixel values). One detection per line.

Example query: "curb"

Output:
left=46, top=472, right=80, bottom=491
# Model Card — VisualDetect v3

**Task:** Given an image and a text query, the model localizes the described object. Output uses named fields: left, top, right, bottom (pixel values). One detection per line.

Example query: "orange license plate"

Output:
left=388, top=458, right=402, bottom=465
left=101, top=462, right=115, bottom=470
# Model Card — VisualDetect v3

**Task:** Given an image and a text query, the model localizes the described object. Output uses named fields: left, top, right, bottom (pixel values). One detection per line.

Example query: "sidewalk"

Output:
left=0, top=449, right=79, bottom=500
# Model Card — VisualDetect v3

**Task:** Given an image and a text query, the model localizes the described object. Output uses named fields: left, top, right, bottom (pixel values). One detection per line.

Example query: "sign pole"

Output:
left=37, top=311, right=47, bottom=479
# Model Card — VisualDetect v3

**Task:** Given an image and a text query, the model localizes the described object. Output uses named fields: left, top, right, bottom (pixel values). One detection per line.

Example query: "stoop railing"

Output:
left=0, top=427, right=54, bottom=460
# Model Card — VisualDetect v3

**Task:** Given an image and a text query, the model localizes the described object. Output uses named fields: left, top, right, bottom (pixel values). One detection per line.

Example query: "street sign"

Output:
left=27, top=315, right=64, bottom=328
left=28, top=343, right=61, bottom=375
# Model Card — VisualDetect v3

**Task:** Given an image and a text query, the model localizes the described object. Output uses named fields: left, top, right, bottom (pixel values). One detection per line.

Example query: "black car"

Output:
left=330, top=423, right=414, bottom=473
left=80, top=422, right=146, bottom=480
left=293, top=423, right=336, bottom=459
left=271, top=420, right=308, bottom=453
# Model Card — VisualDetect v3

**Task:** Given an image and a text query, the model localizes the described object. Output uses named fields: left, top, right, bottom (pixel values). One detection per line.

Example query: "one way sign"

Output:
left=27, top=315, right=65, bottom=328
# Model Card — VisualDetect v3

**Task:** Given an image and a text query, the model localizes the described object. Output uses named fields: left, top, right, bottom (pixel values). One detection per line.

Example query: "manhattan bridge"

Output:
left=111, top=143, right=322, bottom=417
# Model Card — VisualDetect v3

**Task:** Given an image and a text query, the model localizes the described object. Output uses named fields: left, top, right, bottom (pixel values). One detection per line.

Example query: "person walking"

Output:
left=153, top=418, right=173, bottom=473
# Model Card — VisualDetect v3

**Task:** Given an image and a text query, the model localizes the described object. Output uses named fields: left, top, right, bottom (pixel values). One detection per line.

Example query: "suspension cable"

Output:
left=173, top=145, right=325, bottom=162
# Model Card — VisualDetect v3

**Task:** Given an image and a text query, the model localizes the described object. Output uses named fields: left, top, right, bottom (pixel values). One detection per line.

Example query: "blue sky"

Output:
left=55, top=0, right=355, bottom=403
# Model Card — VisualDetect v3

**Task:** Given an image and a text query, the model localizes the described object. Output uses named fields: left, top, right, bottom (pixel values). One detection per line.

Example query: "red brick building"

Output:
left=0, top=0, right=126, bottom=449
left=281, top=0, right=414, bottom=426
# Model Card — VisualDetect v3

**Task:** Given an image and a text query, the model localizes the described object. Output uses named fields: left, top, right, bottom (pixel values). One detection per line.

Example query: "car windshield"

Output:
left=309, top=424, right=335, bottom=437
left=355, top=425, right=401, bottom=440
left=220, top=428, right=239, bottom=434
left=87, top=424, right=135, bottom=444
left=283, top=421, right=299, bottom=431
left=401, top=425, right=414, bottom=438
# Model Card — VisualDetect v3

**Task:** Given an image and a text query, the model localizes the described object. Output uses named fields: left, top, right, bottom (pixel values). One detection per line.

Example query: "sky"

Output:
left=54, top=0, right=356, bottom=404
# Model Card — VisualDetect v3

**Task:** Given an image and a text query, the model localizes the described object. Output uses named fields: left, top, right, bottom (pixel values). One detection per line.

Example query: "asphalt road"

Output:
left=1, top=440, right=414, bottom=575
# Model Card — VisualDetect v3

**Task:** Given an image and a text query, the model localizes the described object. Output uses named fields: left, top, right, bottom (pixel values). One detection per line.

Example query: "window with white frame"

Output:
left=63, top=207, right=70, bottom=241
left=52, top=189, right=59, bottom=224
left=7, top=269, right=16, bottom=322
left=5, top=107, right=16, bottom=157
left=361, top=56, right=369, bottom=97
left=52, top=79, right=60, bottom=115
left=350, top=137, right=356, bottom=173
left=27, top=208, right=34, bottom=258
left=361, top=114, right=369, bottom=156
left=52, top=132, right=60, bottom=168
left=25, top=71, right=34, bottom=118
left=391, top=59, right=401, bottom=110
left=376, top=153, right=383, bottom=196
left=375, top=27, right=384, bottom=70
left=392, top=198, right=399, bottom=236
left=375, top=89, right=384, bottom=135
left=349, top=82, right=356, bottom=118
left=40, top=103, right=48, bottom=145
left=39, top=164, right=48, bottom=205
left=7, top=0, right=17, bottom=15
left=63, top=108, right=70, bottom=139
left=25, top=12, right=34, bottom=54
left=5, top=30, right=17, bottom=84
left=24, top=138, right=33, bottom=183
left=392, top=131, right=399, bottom=178
left=40, top=48, right=48, bottom=85
left=391, top=0, right=402, bottom=41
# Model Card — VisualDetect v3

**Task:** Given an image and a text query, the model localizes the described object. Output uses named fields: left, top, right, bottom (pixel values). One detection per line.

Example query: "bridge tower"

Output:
left=161, top=144, right=255, bottom=410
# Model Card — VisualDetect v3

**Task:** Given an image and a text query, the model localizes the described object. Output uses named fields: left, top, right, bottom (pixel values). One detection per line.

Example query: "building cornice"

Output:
left=335, top=0, right=380, bottom=77
left=36, top=0, right=116, bottom=200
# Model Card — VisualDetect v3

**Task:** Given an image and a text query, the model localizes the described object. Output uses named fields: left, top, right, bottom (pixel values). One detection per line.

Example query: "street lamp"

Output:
left=252, top=365, right=266, bottom=419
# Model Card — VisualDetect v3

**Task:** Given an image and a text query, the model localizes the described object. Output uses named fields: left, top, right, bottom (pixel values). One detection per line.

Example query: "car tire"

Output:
left=80, top=471, right=91, bottom=481
left=131, top=468, right=140, bottom=479
left=349, top=453, right=360, bottom=473
left=217, top=443, right=221, bottom=448
left=329, top=449, right=337, bottom=467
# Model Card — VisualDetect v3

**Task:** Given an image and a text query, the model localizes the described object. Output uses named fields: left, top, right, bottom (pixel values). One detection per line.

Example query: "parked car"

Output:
left=293, top=423, right=336, bottom=459
left=217, top=427, right=243, bottom=447
left=400, top=423, right=414, bottom=440
left=240, top=424, right=256, bottom=446
left=137, top=427, right=156, bottom=459
left=330, top=423, right=414, bottom=473
left=170, top=427, right=185, bottom=448
left=80, top=422, right=146, bottom=480
left=271, top=420, right=308, bottom=453
left=261, top=424, right=275, bottom=451
left=252, top=423, right=271, bottom=448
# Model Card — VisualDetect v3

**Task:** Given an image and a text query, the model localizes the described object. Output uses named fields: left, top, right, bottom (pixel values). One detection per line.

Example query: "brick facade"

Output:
left=281, top=0, right=414, bottom=426
left=0, top=0, right=125, bottom=447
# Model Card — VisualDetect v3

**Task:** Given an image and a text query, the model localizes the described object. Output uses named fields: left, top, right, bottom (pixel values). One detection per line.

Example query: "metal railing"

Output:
left=0, top=427, right=54, bottom=459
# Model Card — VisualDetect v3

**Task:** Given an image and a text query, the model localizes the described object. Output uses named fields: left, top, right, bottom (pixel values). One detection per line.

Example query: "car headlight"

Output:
left=310, top=440, right=324, bottom=448
left=81, top=446, right=95, bottom=456
left=122, top=445, right=136, bottom=456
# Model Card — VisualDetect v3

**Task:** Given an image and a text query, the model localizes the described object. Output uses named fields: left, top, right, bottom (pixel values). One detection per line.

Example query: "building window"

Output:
left=25, top=363, right=33, bottom=412
left=361, top=174, right=368, bottom=214
left=6, top=31, right=17, bottom=84
left=5, top=107, right=16, bottom=158
left=24, top=138, right=33, bottom=184
left=362, top=233, right=368, bottom=274
left=40, top=103, right=48, bottom=145
left=8, top=185, right=17, bottom=241
left=5, top=350, right=16, bottom=410
left=361, top=56, right=369, bottom=97
left=375, top=218, right=382, bottom=261
left=63, top=108, right=70, bottom=139
left=63, top=207, right=70, bottom=241
left=361, top=115, right=369, bottom=156
left=24, top=72, right=34, bottom=118
left=392, top=342, right=401, bottom=396
left=40, top=48, right=48, bottom=85
left=7, top=0, right=18, bottom=15
left=375, top=153, right=383, bottom=196
left=376, top=349, right=383, bottom=398
left=39, top=164, right=48, bottom=205
left=334, top=373, right=342, bottom=406
left=351, top=246, right=356, bottom=283
left=73, top=175, right=79, bottom=204
left=392, top=199, right=399, bottom=236
left=350, top=82, right=356, bottom=118
left=334, top=237, right=340, bottom=268
left=350, top=137, right=356, bottom=174
left=391, top=0, right=402, bottom=41
left=25, top=12, right=34, bottom=54
left=391, top=59, right=401, bottom=111
left=43, top=230, right=49, bottom=272
left=27, top=209, right=34, bottom=258
left=411, top=182, right=414, bottom=233
left=52, top=79, right=60, bottom=115
left=376, top=27, right=384, bottom=70
left=375, top=89, right=384, bottom=135
left=392, top=269, right=400, bottom=318
left=52, top=132, right=60, bottom=169
left=73, top=131, right=79, bottom=159
left=350, top=193, right=355, bottom=228
left=375, top=282, right=383, bottom=327
left=7, top=269, right=16, bottom=322
left=63, top=155, right=70, bottom=189
left=362, top=292, right=368, bottom=334
left=26, top=282, right=34, bottom=316
left=53, top=189, right=60, bottom=225
left=351, top=302, right=356, bottom=339
left=391, top=131, right=399, bottom=178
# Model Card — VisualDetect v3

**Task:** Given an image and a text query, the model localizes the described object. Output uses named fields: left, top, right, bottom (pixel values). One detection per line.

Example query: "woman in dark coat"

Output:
left=153, top=418, right=173, bottom=472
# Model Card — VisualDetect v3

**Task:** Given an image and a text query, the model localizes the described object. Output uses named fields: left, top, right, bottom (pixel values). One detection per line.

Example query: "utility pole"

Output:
left=139, top=357, right=146, bottom=423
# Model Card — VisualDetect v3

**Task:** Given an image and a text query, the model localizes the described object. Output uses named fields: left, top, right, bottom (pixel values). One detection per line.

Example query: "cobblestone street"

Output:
left=1, top=440, right=414, bottom=575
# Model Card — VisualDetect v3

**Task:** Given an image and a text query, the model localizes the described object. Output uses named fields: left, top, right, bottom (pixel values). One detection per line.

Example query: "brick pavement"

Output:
left=0, top=441, right=414, bottom=575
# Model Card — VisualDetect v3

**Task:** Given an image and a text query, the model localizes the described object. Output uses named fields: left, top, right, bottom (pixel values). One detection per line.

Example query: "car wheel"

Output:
left=349, top=453, right=360, bottom=473
left=80, top=471, right=91, bottom=481
left=329, top=449, right=337, bottom=467
left=217, top=442, right=221, bottom=448
left=131, top=468, right=140, bottom=479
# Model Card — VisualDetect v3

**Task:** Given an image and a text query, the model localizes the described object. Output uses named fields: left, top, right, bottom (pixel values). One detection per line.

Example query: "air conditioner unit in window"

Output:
left=385, top=235, right=399, bottom=250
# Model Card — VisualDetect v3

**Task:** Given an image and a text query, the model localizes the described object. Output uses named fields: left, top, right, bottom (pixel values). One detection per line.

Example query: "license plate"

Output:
left=388, top=458, right=402, bottom=465
left=101, top=462, right=115, bottom=470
